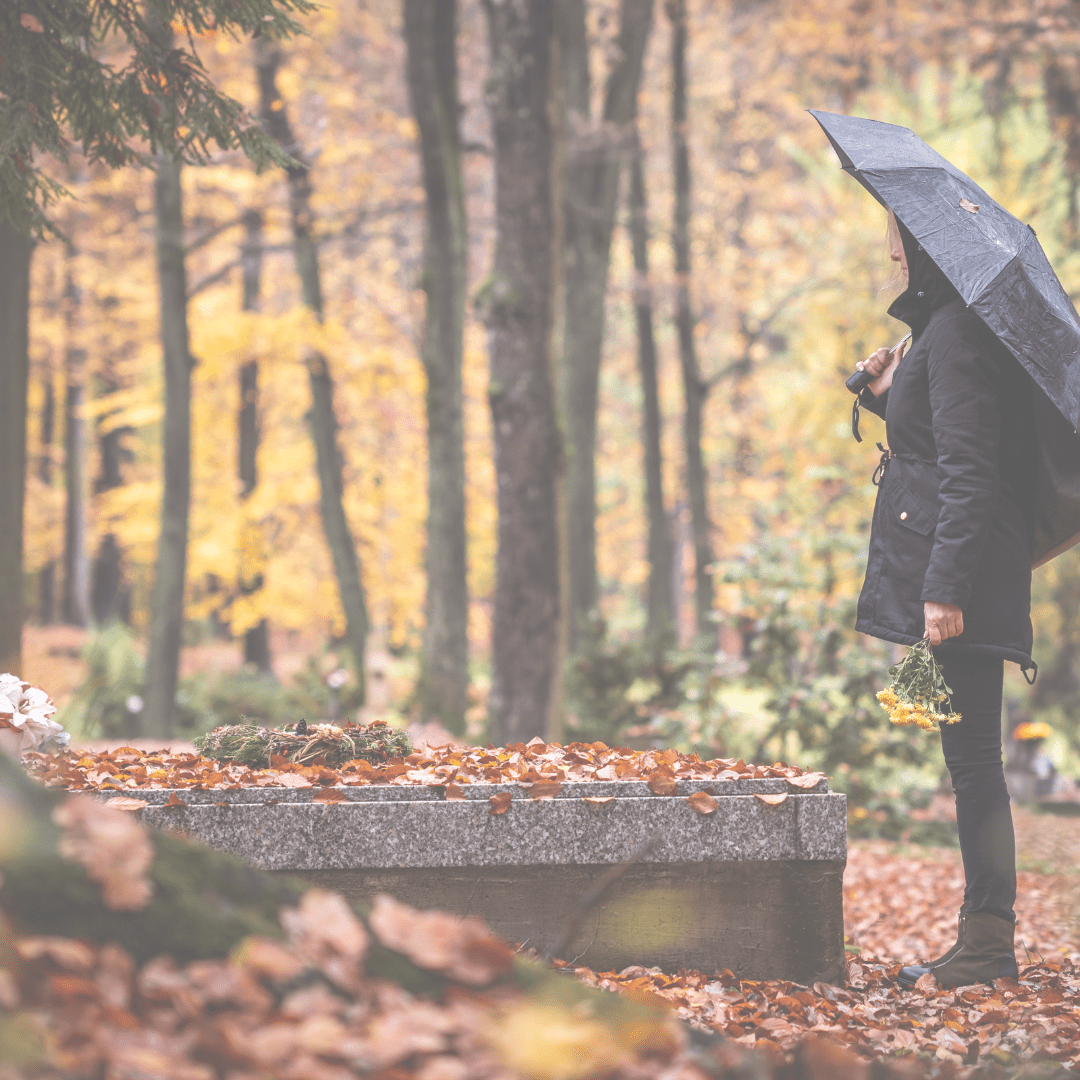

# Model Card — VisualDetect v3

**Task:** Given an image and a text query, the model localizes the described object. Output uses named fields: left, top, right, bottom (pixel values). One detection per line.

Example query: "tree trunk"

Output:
left=62, top=259, right=90, bottom=628
left=629, top=136, right=675, bottom=643
left=257, top=41, right=369, bottom=698
left=481, top=0, right=560, bottom=745
left=403, top=0, right=469, bottom=734
left=143, top=152, right=192, bottom=738
left=38, top=375, right=56, bottom=624
left=238, top=208, right=272, bottom=674
left=561, top=0, right=654, bottom=649
left=92, top=384, right=132, bottom=626
left=667, top=0, right=714, bottom=645
left=0, top=223, right=32, bottom=677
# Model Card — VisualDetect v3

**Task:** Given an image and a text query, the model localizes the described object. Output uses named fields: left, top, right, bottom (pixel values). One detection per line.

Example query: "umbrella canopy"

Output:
left=809, top=109, right=1080, bottom=431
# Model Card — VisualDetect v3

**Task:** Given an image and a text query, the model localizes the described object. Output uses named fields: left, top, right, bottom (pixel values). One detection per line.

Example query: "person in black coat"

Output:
left=854, top=213, right=1036, bottom=988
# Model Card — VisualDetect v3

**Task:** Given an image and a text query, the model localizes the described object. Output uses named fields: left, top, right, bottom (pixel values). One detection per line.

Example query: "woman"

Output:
left=855, top=211, right=1036, bottom=989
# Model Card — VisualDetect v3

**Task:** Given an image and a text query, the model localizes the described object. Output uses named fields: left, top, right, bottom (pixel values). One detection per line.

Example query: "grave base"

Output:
left=286, top=859, right=845, bottom=984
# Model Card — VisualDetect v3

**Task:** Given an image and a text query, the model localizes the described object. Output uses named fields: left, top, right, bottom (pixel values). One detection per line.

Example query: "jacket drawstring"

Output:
left=872, top=443, right=891, bottom=486
left=852, top=395, right=863, bottom=443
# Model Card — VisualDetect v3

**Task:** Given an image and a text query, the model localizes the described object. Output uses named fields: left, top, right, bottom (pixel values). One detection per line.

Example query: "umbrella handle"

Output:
left=845, top=332, right=912, bottom=394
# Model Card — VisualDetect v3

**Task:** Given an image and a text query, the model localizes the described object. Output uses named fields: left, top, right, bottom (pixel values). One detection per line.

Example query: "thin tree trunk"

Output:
left=403, top=0, right=469, bottom=734
left=62, top=258, right=90, bottom=627
left=92, top=383, right=132, bottom=625
left=0, top=223, right=32, bottom=677
left=238, top=208, right=272, bottom=674
left=143, top=152, right=192, bottom=738
left=481, top=0, right=560, bottom=744
left=38, top=375, right=56, bottom=624
left=257, top=41, right=369, bottom=699
left=629, top=135, right=674, bottom=643
left=561, top=0, right=654, bottom=649
left=667, top=0, right=714, bottom=644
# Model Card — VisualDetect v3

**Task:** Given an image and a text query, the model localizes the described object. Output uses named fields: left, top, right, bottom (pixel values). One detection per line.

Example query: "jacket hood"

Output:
left=886, top=217, right=960, bottom=333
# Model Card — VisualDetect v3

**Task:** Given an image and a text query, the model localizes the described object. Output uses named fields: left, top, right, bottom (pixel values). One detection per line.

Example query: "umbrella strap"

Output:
left=872, top=443, right=891, bottom=486
left=851, top=396, right=863, bottom=443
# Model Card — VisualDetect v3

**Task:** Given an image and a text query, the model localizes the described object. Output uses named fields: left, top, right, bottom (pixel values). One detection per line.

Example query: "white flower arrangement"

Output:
left=0, top=673, right=69, bottom=756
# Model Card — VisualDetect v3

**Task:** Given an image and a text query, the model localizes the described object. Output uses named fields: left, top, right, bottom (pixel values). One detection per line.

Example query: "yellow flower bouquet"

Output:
left=877, top=638, right=961, bottom=732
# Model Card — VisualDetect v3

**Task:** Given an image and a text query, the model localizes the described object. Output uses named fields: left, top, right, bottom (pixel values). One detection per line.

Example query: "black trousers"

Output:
left=936, top=650, right=1016, bottom=923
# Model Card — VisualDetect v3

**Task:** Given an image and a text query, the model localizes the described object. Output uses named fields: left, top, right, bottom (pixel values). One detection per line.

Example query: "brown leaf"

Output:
left=444, top=783, right=467, bottom=801
left=525, top=780, right=562, bottom=800
left=646, top=774, right=678, bottom=796
left=959, top=198, right=980, bottom=213
left=368, top=894, right=512, bottom=985
left=786, top=773, right=825, bottom=790
left=232, top=936, right=306, bottom=982
left=915, top=972, right=938, bottom=992
left=52, top=795, right=154, bottom=911
left=163, top=791, right=186, bottom=808
left=687, top=791, right=718, bottom=815
left=488, top=791, right=512, bottom=815
left=281, top=889, right=368, bottom=963
left=582, top=796, right=615, bottom=807
left=20, top=12, right=44, bottom=31
left=754, top=793, right=788, bottom=807
left=107, top=797, right=149, bottom=812
left=312, top=787, right=348, bottom=804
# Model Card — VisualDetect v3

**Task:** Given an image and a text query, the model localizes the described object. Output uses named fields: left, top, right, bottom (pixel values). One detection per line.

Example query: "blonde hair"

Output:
left=883, top=210, right=906, bottom=293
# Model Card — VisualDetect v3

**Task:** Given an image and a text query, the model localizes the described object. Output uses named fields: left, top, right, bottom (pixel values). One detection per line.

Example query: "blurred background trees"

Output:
left=7, top=0, right=1080, bottom=805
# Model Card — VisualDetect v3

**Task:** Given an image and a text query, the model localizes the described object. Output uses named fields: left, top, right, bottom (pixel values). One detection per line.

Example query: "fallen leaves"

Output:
left=524, top=780, right=563, bottom=800
left=960, top=197, right=980, bottom=213
left=51, top=794, right=154, bottom=911
left=24, top=740, right=822, bottom=797
left=755, top=792, right=788, bottom=807
left=368, top=894, right=513, bottom=986
left=582, top=796, right=614, bottom=807
left=488, top=791, right=512, bottom=815
left=687, top=791, right=718, bottom=815
left=646, top=774, right=679, bottom=796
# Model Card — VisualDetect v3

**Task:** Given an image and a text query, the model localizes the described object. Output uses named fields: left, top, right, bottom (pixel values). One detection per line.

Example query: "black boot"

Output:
left=898, top=912, right=1018, bottom=989
left=919, top=904, right=969, bottom=970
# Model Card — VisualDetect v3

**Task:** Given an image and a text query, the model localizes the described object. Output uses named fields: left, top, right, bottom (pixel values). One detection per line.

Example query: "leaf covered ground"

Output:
left=8, top=747, right=1080, bottom=1078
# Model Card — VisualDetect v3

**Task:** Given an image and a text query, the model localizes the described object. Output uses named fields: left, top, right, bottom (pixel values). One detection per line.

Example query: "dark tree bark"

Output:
left=62, top=258, right=90, bottom=628
left=667, top=0, right=714, bottom=644
left=403, top=0, right=469, bottom=734
left=92, top=383, right=133, bottom=625
left=0, top=224, right=32, bottom=677
left=38, top=375, right=56, bottom=624
left=257, top=41, right=369, bottom=698
left=481, top=0, right=561, bottom=744
left=143, top=152, right=192, bottom=738
left=629, top=136, right=675, bottom=643
left=560, top=0, right=654, bottom=649
left=238, top=208, right=272, bottom=674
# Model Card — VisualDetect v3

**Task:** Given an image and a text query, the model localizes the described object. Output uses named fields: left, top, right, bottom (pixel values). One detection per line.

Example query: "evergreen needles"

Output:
left=876, top=639, right=961, bottom=732
left=194, top=719, right=412, bottom=769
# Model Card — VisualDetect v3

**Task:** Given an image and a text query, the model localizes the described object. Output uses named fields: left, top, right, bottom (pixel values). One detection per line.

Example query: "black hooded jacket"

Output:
left=855, top=221, right=1038, bottom=671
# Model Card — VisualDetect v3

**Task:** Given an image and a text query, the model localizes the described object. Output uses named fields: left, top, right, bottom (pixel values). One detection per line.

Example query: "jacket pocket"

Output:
left=888, top=477, right=937, bottom=536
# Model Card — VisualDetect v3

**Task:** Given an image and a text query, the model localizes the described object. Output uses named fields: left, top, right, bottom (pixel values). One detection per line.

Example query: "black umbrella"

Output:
left=809, top=109, right=1080, bottom=431
left=810, top=109, right=1080, bottom=568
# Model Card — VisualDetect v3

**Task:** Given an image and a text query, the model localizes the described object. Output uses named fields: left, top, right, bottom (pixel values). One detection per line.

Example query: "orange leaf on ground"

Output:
left=488, top=791, right=512, bottom=815
left=444, top=783, right=466, bottom=801
left=786, top=773, right=825, bottom=789
left=163, top=792, right=186, bottom=807
left=20, top=12, right=44, bottom=31
left=646, top=774, right=678, bottom=796
left=754, top=793, right=788, bottom=807
left=687, top=791, right=718, bottom=815
left=107, top=797, right=149, bottom=812
left=582, top=796, right=614, bottom=807
left=525, top=780, right=562, bottom=800
left=312, top=788, right=348, bottom=804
